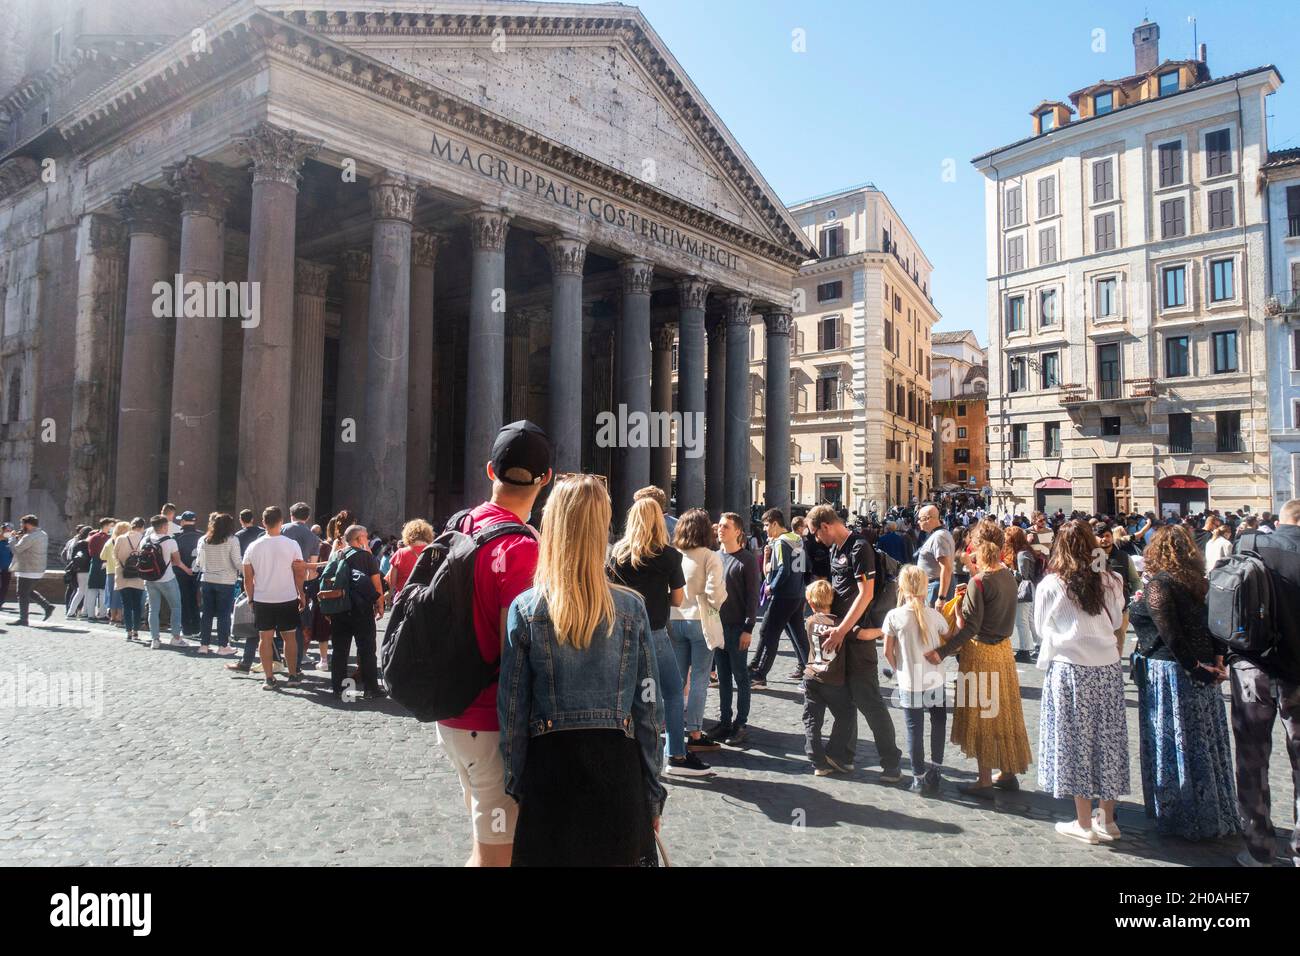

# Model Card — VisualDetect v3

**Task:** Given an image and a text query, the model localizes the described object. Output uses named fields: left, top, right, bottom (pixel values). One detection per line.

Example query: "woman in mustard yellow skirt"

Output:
left=926, top=519, right=1031, bottom=797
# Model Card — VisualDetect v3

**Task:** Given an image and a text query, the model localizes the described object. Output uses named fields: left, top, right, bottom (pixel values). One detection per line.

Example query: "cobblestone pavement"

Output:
left=1, top=614, right=1294, bottom=867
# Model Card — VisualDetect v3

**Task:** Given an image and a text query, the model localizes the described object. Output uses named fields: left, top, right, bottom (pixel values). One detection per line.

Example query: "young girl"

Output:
left=883, top=565, right=951, bottom=794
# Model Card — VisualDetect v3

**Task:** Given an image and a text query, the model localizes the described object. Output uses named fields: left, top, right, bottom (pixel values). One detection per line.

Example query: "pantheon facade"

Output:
left=0, top=0, right=811, bottom=540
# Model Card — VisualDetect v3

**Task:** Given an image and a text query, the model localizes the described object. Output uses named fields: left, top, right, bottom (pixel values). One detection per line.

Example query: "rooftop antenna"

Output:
left=1188, top=14, right=1198, bottom=58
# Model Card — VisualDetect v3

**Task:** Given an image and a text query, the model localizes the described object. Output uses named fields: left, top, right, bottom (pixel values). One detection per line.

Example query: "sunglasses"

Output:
left=554, top=472, right=608, bottom=489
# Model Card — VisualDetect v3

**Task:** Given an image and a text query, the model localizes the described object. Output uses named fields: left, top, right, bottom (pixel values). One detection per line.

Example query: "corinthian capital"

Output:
left=653, top=323, right=677, bottom=351
left=369, top=171, right=418, bottom=223
left=84, top=213, right=127, bottom=257
left=677, top=276, right=710, bottom=311
left=763, top=308, right=794, bottom=337
left=722, top=293, right=752, bottom=328
left=164, top=156, right=234, bottom=219
left=411, top=231, right=443, bottom=268
left=339, top=248, right=372, bottom=283
left=295, top=259, right=332, bottom=298
left=235, top=122, right=321, bottom=188
left=537, top=235, right=587, bottom=277
left=620, top=258, right=654, bottom=296
left=112, top=185, right=177, bottom=238
left=467, top=208, right=511, bottom=252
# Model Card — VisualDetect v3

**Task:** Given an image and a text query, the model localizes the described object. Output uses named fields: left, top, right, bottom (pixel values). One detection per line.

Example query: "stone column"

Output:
left=506, top=308, right=533, bottom=421
left=163, top=156, right=230, bottom=515
left=723, top=294, right=753, bottom=517
left=233, top=122, right=319, bottom=514
left=650, top=322, right=676, bottom=497
left=288, top=259, right=331, bottom=508
left=358, top=172, right=417, bottom=538
left=538, top=235, right=586, bottom=474
left=614, top=258, right=654, bottom=521
left=112, top=185, right=177, bottom=519
left=407, top=231, right=439, bottom=520
left=676, top=277, right=709, bottom=514
left=333, top=248, right=370, bottom=511
left=68, top=212, right=126, bottom=524
left=763, top=307, right=794, bottom=520
left=704, top=314, right=727, bottom=519
left=463, top=207, right=511, bottom=504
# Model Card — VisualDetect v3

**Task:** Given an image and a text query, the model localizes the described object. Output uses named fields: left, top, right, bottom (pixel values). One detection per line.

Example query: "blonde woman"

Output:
left=103, top=520, right=129, bottom=626
left=607, top=498, right=702, bottom=775
left=112, top=517, right=147, bottom=642
left=670, top=509, right=729, bottom=750
left=883, top=564, right=951, bottom=795
left=924, top=518, right=1031, bottom=796
left=500, top=475, right=666, bottom=866
left=387, top=518, right=435, bottom=593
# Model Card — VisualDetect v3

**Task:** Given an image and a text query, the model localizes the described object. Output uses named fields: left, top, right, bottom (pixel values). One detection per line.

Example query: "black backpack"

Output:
left=129, top=535, right=170, bottom=582
left=379, top=513, right=533, bottom=723
left=863, top=547, right=901, bottom=628
left=1207, top=532, right=1276, bottom=656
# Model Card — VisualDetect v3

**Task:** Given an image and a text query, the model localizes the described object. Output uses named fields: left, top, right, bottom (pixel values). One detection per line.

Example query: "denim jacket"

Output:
left=499, top=584, right=667, bottom=816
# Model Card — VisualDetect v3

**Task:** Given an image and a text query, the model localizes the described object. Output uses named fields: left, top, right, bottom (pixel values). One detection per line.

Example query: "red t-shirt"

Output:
left=388, top=543, right=426, bottom=592
left=438, top=502, right=538, bottom=732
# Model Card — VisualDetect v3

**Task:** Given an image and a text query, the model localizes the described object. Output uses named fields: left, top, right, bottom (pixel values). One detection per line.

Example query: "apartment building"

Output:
left=741, top=184, right=937, bottom=511
left=973, top=19, right=1281, bottom=518
left=1264, top=149, right=1300, bottom=507
left=931, top=331, right=990, bottom=494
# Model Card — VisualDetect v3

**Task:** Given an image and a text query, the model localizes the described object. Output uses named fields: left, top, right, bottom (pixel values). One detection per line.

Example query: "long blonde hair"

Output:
left=610, top=498, right=667, bottom=569
left=896, top=564, right=937, bottom=649
left=535, top=475, right=615, bottom=650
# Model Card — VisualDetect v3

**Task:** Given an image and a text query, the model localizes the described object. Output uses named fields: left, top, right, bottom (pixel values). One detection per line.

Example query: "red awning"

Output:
left=1034, top=478, right=1072, bottom=489
left=1158, top=475, right=1208, bottom=490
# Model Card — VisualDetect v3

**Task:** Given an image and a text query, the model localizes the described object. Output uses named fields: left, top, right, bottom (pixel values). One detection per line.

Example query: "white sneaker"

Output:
left=1092, top=809, right=1122, bottom=842
left=197, top=645, right=210, bottom=655
left=1054, top=820, right=1099, bottom=845
left=215, top=646, right=237, bottom=657
left=150, top=638, right=161, bottom=650
left=251, top=661, right=286, bottom=674
left=1236, top=849, right=1269, bottom=868
left=169, top=636, right=193, bottom=647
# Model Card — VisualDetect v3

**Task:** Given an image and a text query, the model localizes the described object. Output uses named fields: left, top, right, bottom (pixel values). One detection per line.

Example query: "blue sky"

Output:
left=626, top=0, right=1300, bottom=344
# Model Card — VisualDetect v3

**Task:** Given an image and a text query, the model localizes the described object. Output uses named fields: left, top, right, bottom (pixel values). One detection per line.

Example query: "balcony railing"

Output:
left=1169, top=437, right=1194, bottom=454
left=1216, top=433, right=1244, bottom=454
left=1265, top=288, right=1300, bottom=318
left=1289, top=215, right=1300, bottom=238
left=1057, top=379, right=1157, bottom=406
left=1059, top=383, right=1088, bottom=404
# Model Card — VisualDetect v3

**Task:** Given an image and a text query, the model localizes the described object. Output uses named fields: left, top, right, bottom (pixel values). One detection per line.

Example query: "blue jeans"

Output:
left=715, top=622, right=751, bottom=729
left=668, top=619, right=711, bottom=733
left=750, top=591, right=809, bottom=679
left=120, top=588, right=143, bottom=633
left=200, top=582, right=236, bottom=647
left=650, top=627, right=686, bottom=759
left=105, top=572, right=118, bottom=611
left=145, top=577, right=182, bottom=642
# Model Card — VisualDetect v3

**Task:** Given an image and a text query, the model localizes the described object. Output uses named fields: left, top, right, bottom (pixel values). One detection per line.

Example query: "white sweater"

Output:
left=670, top=546, right=727, bottom=621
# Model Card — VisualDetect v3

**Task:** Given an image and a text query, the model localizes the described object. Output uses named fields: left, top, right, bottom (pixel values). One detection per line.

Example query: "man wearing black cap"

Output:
left=437, top=420, right=552, bottom=867
left=175, top=511, right=203, bottom=639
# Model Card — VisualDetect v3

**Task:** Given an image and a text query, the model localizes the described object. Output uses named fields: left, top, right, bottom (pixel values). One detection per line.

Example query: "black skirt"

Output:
left=512, top=728, right=658, bottom=867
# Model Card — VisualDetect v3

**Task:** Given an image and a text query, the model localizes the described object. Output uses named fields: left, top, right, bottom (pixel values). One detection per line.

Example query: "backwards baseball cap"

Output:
left=179, top=511, right=197, bottom=522
left=490, top=420, right=553, bottom=486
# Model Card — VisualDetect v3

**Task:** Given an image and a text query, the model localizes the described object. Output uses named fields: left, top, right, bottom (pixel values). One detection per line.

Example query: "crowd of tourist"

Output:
left=7, top=418, right=1298, bottom=869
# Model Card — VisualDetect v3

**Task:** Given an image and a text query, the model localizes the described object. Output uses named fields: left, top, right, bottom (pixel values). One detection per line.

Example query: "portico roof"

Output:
left=52, top=0, right=815, bottom=268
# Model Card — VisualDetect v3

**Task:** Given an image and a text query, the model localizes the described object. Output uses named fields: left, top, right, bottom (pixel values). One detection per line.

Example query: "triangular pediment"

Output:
left=261, top=2, right=811, bottom=260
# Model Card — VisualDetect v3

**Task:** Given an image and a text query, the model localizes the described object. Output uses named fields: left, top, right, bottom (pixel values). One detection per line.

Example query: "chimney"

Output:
left=1199, top=42, right=1208, bottom=65
left=1133, top=18, right=1160, bottom=74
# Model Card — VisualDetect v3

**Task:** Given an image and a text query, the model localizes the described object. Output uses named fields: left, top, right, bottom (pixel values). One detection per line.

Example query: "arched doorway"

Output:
left=1157, top=475, right=1208, bottom=517
left=1034, top=477, right=1072, bottom=516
